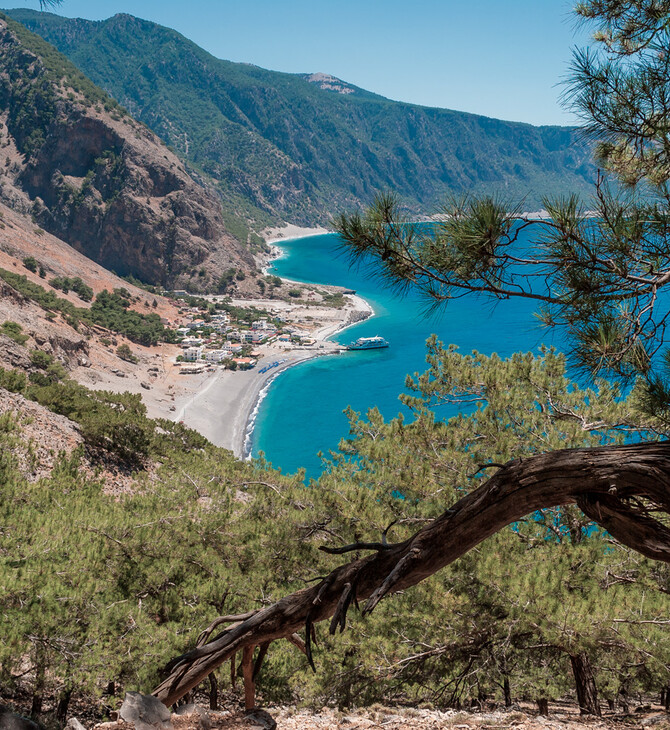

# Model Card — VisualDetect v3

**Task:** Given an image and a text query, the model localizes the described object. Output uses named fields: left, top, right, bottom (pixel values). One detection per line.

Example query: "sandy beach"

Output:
left=175, top=225, right=372, bottom=458
left=263, top=223, right=331, bottom=245
left=72, top=225, right=373, bottom=461
left=170, top=290, right=372, bottom=458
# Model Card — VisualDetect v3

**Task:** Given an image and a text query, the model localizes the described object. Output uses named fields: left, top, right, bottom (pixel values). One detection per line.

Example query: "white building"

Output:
left=204, top=349, right=231, bottom=363
left=252, top=318, right=277, bottom=334
left=183, top=346, right=203, bottom=362
left=187, top=320, right=206, bottom=330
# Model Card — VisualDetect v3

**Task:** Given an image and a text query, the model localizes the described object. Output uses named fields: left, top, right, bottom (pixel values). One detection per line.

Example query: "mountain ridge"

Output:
left=6, top=8, right=596, bottom=228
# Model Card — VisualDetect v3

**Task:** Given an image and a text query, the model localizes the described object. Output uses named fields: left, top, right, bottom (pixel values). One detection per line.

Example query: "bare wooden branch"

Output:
left=154, top=442, right=670, bottom=706
left=362, top=547, right=420, bottom=615
left=287, top=633, right=306, bottom=655
left=252, top=641, right=271, bottom=680
left=304, top=612, right=316, bottom=672
left=196, top=612, right=258, bottom=647
left=329, top=582, right=354, bottom=635
left=319, top=541, right=393, bottom=555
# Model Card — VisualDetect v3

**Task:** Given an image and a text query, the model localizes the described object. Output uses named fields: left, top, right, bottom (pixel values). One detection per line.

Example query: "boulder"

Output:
left=0, top=708, right=41, bottom=730
left=243, top=709, right=276, bottom=730
left=118, top=692, right=172, bottom=730
left=65, top=719, right=87, bottom=730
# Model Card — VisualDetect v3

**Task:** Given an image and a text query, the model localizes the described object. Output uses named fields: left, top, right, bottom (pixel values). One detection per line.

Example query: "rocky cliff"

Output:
left=0, top=13, right=256, bottom=292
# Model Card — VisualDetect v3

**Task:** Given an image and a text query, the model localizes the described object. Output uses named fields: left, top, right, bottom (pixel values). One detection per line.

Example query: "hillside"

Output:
left=0, top=12, right=257, bottom=292
left=7, top=9, right=595, bottom=227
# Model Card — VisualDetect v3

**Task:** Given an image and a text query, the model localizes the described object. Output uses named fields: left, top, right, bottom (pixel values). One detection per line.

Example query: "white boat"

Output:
left=347, top=335, right=389, bottom=350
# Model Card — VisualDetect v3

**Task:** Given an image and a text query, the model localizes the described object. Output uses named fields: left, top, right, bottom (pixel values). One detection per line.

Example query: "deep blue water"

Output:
left=250, top=231, right=556, bottom=478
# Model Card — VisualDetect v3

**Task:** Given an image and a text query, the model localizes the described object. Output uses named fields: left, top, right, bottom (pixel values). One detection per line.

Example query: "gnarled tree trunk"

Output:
left=154, top=442, right=670, bottom=706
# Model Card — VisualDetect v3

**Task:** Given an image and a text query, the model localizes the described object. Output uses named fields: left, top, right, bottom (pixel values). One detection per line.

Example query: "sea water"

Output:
left=250, top=230, right=556, bottom=478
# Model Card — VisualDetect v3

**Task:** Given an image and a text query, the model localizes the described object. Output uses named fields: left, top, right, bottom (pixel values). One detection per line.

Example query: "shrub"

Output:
left=1, top=321, right=28, bottom=345
left=116, top=343, right=138, bottom=363
left=71, top=277, right=94, bottom=302
left=0, top=366, right=27, bottom=393
left=22, top=256, right=37, bottom=273
left=29, top=349, right=67, bottom=383
left=49, top=276, right=70, bottom=294
left=0, top=270, right=170, bottom=346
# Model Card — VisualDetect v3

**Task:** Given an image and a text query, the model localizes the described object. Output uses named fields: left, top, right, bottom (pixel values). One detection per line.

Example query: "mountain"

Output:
left=7, top=9, right=595, bottom=227
left=0, top=12, right=256, bottom=292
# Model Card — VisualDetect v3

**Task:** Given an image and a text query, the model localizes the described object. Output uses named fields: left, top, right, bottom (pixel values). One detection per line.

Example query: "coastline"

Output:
left=170, top=227, right=374, bottom=460
left=174, top=295, right=373, bottom=459
left=263, top=223, right=330, bottom=245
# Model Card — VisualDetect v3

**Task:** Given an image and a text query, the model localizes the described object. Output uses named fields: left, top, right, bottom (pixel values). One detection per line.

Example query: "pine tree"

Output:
left=156, top=2, right=670, bottom=707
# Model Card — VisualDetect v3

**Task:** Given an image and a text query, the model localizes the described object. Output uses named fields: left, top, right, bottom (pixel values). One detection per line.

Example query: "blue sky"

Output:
left=15, top=0, right=591, bottom=126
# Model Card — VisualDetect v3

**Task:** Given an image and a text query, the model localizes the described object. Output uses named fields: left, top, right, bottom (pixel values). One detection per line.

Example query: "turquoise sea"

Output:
left=250, top=230, right=557, bottom=478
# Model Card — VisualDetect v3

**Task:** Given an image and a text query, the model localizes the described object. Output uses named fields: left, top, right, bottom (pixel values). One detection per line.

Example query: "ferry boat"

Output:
left=347, top=335, right=389, bottom=351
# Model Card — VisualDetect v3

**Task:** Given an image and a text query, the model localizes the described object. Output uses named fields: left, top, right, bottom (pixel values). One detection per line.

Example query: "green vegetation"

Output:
left=0, top=347, right=668, bottom=720
left=49, top=275, right=94, bottom=302
left=0, top=12, right=124, bottom=163
left=88, top=290, right=172, bottom=346
left=0, top=320, right=29, bottom=345
left=120, top=273, right=163, bottom=296
left=7, top=8, right=594, bottom=229
left=320, top=292, right=345, bottom=307
left=216, top=267, right=237, bottom=294
left=29, top=348, right=67, bottom=385
left=0, top=268, right=172, bottom=346
left=2, top=2, right=670, bottom=724
left=116, top=343, right=138, bottom=363
left=220, top=302, right=278, bottom=327
left=22, top=256, right=37, bottom=273
left=0, top=12, right=124, bottom=115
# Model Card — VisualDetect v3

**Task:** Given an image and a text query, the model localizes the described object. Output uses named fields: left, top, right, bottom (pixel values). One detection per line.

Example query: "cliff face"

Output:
left=0, top=14, right=255, bottom=291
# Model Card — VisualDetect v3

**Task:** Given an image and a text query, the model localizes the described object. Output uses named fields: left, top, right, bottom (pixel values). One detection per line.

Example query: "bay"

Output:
left=250, top=231, right=556, bottom=478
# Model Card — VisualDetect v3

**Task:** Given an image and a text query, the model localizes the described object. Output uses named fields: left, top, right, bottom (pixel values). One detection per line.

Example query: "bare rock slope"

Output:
left=0, top=13, right=255, bottom=291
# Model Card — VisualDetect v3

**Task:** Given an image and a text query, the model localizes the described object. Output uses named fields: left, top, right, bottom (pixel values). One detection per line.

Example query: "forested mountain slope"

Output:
left=0, top=12, right=256, bottom=291
left=8, top=9, right=596, bottom=225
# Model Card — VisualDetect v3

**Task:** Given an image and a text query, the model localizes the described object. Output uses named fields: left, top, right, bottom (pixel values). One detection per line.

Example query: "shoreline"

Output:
left=173, top=227, right=374, bottom=459
left=262, top=223, right=331, bottom=246
left=239, top=294, right=374, bottom=460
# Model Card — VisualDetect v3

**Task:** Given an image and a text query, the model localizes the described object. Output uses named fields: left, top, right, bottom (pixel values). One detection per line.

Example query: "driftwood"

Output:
left=153, top=442, right=670, bottom=707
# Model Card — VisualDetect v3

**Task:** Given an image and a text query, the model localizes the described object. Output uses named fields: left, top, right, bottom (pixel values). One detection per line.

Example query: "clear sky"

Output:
left=13, top=0, right=592, bottom=126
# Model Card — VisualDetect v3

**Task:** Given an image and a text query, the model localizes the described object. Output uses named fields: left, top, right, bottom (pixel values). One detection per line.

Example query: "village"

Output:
left=166, top=287, right=368, bottom=376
